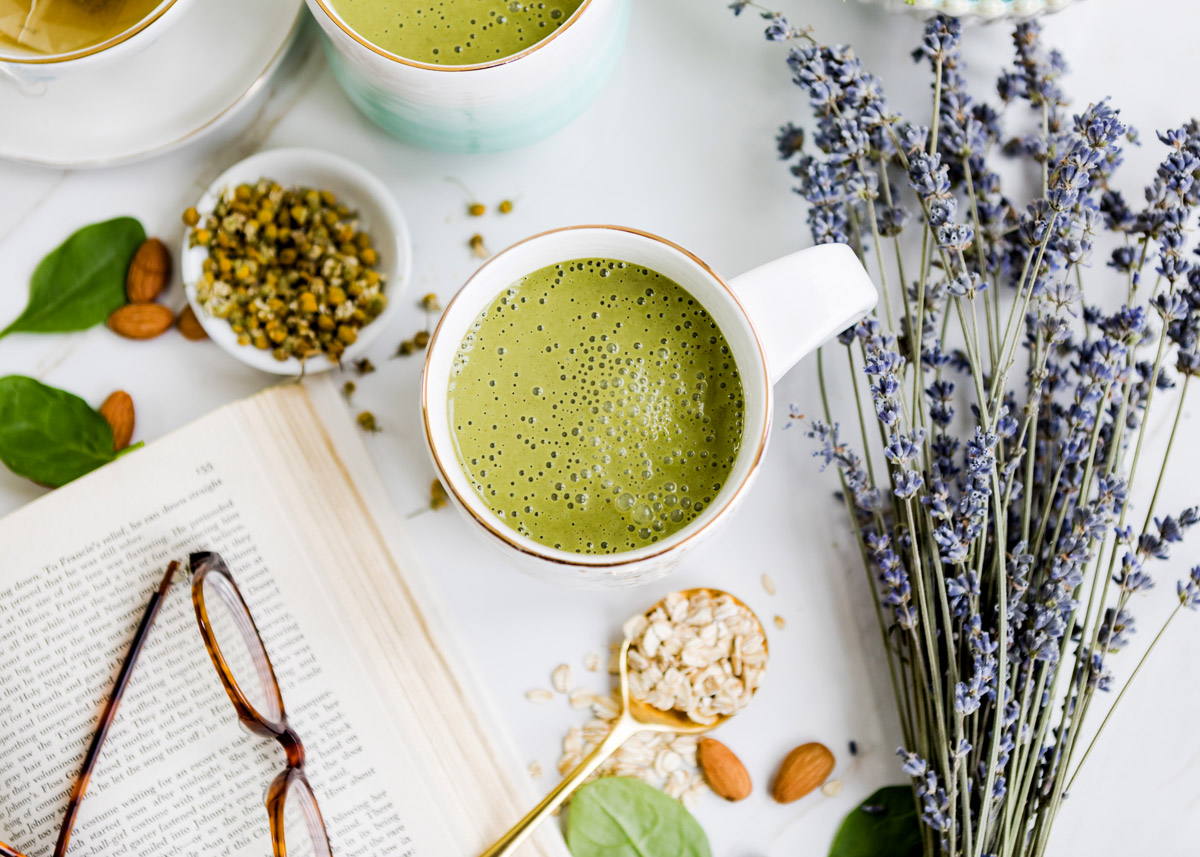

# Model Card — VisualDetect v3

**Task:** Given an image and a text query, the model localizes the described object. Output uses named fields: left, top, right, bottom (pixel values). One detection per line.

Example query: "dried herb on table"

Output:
left=0, top=376, right=140, bottom=487
left=352, top=357, right=376, bottom=375
left=356, top=411, right=381, bottom=433
left=0, top=217, right=145, bottom=339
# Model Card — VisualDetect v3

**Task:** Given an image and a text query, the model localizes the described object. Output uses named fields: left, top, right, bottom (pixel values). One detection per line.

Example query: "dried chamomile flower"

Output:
left=356, top=411, right=381, bottom=433
left=420, top=292, right=442, bottom=312
left=468, top=202, right=487, bottom=217
left=429, top=478, right=449, bottom=510
left=342, top=380, right=356, bottom=402
left=185, top=179, right=386, bottom=363
left=413, top=330, right=430, bottom=348
left=353, top=357, right=376, bottom=375
left=498, top=199, right=514, bottom=214
left=469, top=233, right=488, bottom=258
left=394, top=339, right=415, bottom=357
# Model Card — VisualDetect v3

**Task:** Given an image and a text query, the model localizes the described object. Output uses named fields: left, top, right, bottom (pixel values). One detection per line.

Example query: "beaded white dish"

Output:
left=856, top=0, right=1079, bottom=18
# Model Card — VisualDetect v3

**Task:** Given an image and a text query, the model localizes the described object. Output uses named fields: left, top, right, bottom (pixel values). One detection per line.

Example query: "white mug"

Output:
left=422, top=225, right=877, bottom=588
left=0, top=0, right=194, bottom=95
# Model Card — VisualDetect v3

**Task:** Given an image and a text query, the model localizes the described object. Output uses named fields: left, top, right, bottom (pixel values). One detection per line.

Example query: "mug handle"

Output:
left=728, top=243, right=877, bottom=385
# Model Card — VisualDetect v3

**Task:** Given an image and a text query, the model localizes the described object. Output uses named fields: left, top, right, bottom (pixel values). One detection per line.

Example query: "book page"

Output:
left=0, top=403, right=456, bottom=856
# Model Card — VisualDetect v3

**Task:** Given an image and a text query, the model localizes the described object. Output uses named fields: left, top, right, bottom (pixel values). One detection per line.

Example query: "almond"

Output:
left=697, top=738, right=752, bottom=802
left=177, top=305, right=208, bottom=341
left=98, top=391, right=135, bottom=451
left=107, top=303, right=174, bottom=340
left=772, top=742, right=835, bottom=804
left=126, top=237, right=172, bottom=303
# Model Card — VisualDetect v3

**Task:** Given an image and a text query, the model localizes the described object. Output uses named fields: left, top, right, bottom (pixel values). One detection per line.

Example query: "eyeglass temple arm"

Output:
left=51, top=561, right=179, bottom=857
left=0, top=840, right=28, bottom=857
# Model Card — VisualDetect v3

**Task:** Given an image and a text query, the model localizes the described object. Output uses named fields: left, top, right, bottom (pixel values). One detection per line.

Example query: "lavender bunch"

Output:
left=736, top=7, right=1200, bottom=856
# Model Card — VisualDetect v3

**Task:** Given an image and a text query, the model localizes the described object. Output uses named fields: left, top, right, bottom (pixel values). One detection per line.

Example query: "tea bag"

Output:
left=4, top=0, right=135, bottom=54
left=0, top=1, right=34, bottom=49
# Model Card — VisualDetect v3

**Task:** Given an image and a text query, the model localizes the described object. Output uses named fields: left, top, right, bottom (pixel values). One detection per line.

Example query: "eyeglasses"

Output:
left=0, top=552, right=332, bottom=857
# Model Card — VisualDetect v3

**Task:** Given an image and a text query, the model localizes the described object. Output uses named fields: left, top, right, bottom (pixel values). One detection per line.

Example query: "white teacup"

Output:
left=421, top=225, right=877, bottom=588
left=0, top=0, right=193, bottom=95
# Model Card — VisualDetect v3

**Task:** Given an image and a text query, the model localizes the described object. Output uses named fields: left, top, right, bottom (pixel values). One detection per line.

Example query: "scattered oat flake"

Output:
left=821, top=778, right=843, bottom=797
left=774, top=614, right=787, bottom=630
left=584, top=652, right=602, bottom=672
left=552, top=664, right=572, bottom=693
left=528, top=761, right=543, bottom=779
left=762, top=572, right=777, bottom=595
left=568, top=688, right=595, bottom=709
left=526, top=689, right=553, bottom=703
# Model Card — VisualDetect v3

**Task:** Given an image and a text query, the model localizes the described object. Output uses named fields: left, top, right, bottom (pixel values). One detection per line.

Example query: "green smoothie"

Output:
left=447, top=258, right=746, bottom=554
left=330, top=0, right=585, bottom=65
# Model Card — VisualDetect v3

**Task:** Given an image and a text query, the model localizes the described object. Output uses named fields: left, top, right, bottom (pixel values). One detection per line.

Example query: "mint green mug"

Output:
left=304, top=0, right=630, bottom=154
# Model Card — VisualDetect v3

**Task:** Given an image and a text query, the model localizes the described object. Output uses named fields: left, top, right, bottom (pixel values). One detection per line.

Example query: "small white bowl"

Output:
left=182, top=147, right=411, bottom=375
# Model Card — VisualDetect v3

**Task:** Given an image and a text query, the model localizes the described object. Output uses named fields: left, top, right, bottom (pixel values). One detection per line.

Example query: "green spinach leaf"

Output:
left=0, top=375, right=130, bottom=487
left=0, top=217, right=145, bottom=338
left=829, top=785, right=924, bottom=857
left=567, top=777, right=711, bottom=857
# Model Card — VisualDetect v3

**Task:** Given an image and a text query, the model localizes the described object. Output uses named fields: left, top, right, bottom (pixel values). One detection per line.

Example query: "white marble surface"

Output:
left=2, top=1, right=1198, bottom=854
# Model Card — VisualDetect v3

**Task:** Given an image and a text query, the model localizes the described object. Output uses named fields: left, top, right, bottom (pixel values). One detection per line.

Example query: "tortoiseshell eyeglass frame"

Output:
left=0, top=552, right=331, bottom=857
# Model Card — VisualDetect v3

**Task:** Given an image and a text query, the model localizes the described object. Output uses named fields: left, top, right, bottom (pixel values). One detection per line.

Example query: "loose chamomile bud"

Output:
left=421, top=292, right=442, bottom=312
left=353, top=357, right=376, bottom=375
left=356, top=411, right=381, bottom=433
left=413, top=330, right=430, bottom=348
left=468, top=202, right=487, bottom=217
left=469, top=234, right=488, bottom=258
left=498, top=199, right=514, bottom=214
left=394, top=340, right=416, bottom=358
left=342, top=381, right=356, bottom=402
left=430, top=479, right=449, bottom=510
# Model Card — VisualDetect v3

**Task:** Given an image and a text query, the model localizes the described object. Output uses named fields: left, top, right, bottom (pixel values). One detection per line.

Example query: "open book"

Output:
left=0, top=378, right=564, bottom=857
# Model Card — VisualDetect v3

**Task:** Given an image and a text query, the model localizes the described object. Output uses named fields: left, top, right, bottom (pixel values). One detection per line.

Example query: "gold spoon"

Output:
left=478, top=588, right=767, bottom=857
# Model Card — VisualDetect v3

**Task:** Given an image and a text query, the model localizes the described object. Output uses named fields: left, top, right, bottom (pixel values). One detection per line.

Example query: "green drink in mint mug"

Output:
left=305, top=0, right=630, bottom=153
left=421, top=227, right=878, bottom=586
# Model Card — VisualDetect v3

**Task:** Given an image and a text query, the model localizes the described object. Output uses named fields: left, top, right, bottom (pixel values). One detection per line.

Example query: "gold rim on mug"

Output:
left=309, top=0, right=593, bottom=72
left=420, top=224, right=773, bottom=570
left=0, top=0, right=184, bottom=65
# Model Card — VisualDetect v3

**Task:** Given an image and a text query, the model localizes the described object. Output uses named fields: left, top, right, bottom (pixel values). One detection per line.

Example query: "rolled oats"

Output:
left=569, top=688, right=597, bottom=709
left=762, top=572, right=777, bottom=595
left=528, top=761, right=544, bottom=780
left=526, top=688, right=554, bottom=703
left=552, top=663, right=572, bottom=694
left=622, top=590, right=766, bottom=726
left=583, top=652, right=603, bottom=673
left=557, top=690, right=710, bottom=808
left=546, top=589, right=765, bottom=808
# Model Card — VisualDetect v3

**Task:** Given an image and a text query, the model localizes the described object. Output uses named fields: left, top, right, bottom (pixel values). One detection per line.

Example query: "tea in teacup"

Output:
left=0, top=0, right=162, bottom=55
left=328, top=0, right=584, bottom=65
left=447, top=258, right=746, bottom=555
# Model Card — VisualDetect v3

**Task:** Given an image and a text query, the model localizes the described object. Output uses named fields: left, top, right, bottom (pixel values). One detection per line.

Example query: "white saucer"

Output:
left=0, top=0, right=304, bottom=169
